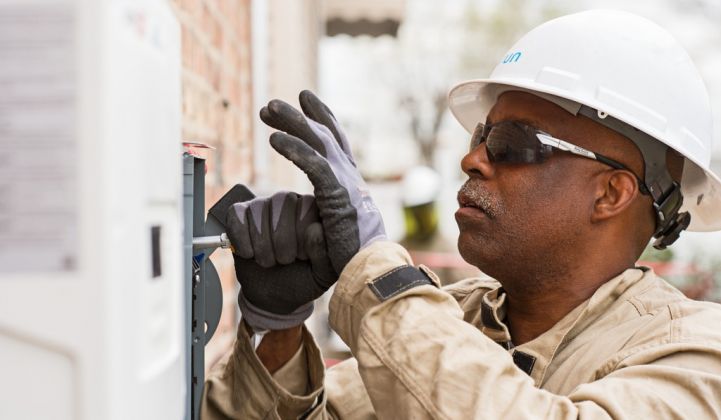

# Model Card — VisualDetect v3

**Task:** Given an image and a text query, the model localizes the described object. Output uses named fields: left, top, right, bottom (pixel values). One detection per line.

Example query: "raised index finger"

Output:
left=269, top=132, right=341, bottom=195
left=260, top=99, right=329, bottom=157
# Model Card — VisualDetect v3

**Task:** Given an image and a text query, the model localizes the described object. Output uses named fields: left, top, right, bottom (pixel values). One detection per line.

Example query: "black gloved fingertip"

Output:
left=268, top=99, right=288, bottom=115
left=269, top=131, right=285, bottom=145
left=268, top=132, right=297, bottom=163
left=300, top=90, right=334, bottom=118
left=299, top=90, right=314, bottom=104
left=259, top=106, right=271, bottom=121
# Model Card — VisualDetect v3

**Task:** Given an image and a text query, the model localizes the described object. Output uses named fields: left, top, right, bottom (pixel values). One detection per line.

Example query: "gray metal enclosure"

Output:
left=183, top=154, right=254, bottom=419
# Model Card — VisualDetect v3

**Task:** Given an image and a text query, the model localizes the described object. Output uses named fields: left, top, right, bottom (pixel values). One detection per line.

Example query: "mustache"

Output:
left=457, top=180, right=500, bottom=219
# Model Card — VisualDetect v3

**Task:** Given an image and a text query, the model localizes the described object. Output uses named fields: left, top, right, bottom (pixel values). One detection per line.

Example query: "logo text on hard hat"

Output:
left=502, top=51, right=522, bottom=64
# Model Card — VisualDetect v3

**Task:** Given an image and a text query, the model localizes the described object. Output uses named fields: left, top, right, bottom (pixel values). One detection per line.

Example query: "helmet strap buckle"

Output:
left=651, top=182, right=689, bottom=249
left=653, top=210, right=691, bottom=250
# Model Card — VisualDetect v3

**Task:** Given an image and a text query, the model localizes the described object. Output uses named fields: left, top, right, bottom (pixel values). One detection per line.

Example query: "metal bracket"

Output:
left=183, top=153, right=255, bottom=420
left=183, top=154, right=224, bottom=420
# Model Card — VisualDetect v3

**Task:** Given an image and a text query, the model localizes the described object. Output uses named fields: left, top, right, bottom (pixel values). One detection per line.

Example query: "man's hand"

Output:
left=227, top=191, right=336, bottom=332
left=260, top=90, right=387, bottom=273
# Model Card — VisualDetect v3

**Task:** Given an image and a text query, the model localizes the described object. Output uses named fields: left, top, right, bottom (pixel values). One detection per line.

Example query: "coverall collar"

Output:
left=479, top=267, right=650, bottom=385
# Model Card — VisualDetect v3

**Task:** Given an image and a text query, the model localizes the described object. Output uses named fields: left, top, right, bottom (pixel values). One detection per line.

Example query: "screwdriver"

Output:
left=192, top=233, right=234, bottom=251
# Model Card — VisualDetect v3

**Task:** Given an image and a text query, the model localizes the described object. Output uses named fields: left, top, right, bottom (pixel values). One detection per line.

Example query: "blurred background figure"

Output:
left=401, top=166, right=442, bottom=247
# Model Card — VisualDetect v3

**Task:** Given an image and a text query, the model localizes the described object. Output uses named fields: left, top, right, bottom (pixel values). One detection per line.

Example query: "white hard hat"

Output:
left=402, top=166, right=441, bottom=207
left=448, top=10, right=721, bottom=239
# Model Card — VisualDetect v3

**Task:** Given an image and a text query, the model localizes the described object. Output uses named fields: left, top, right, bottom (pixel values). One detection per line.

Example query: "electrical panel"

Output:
left=0, top=1, right=184, bottom=419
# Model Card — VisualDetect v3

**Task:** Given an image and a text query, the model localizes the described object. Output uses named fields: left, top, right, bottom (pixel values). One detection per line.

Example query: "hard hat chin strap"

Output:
left=577, top=106, right=691, bottom=249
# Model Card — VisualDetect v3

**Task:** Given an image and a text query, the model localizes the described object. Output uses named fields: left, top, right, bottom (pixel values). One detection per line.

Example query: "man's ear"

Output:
left=590, top=170, right=640, bottom=223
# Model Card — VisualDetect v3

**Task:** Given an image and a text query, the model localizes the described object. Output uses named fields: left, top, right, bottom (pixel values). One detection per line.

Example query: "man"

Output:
left=202, top=10, right=721, bottom=419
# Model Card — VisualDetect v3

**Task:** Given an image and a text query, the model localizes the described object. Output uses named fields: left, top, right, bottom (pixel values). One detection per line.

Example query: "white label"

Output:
left=0, top=2, right=77, bottom=273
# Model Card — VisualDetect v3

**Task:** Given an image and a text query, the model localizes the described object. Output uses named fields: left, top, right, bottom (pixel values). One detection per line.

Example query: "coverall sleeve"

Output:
left=328, top=241, right=721, bottom=419
left=201, top=321, right=377, bottom=419
left=200, top=323, right=330, bottom=419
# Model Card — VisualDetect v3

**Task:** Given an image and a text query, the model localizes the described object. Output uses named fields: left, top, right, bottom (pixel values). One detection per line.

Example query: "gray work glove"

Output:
left=260, top=90, right=387, bottom=274
left=226, top=191, right=336, bottom=331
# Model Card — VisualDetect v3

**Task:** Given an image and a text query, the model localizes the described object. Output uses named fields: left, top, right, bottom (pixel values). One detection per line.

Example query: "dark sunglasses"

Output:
left=470, top=120, right=649, bottom=195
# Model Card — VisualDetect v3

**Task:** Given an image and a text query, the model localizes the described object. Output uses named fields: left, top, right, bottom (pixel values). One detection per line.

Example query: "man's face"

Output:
left=455, top=91, right=645, bottom=291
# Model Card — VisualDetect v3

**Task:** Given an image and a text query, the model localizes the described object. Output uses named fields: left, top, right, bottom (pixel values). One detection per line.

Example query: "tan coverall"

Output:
left=202, top=241, right=721, bottom=419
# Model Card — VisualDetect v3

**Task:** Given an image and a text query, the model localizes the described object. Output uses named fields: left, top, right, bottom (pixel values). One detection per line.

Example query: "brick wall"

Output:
left=171, top=0, right=254, bottom=368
